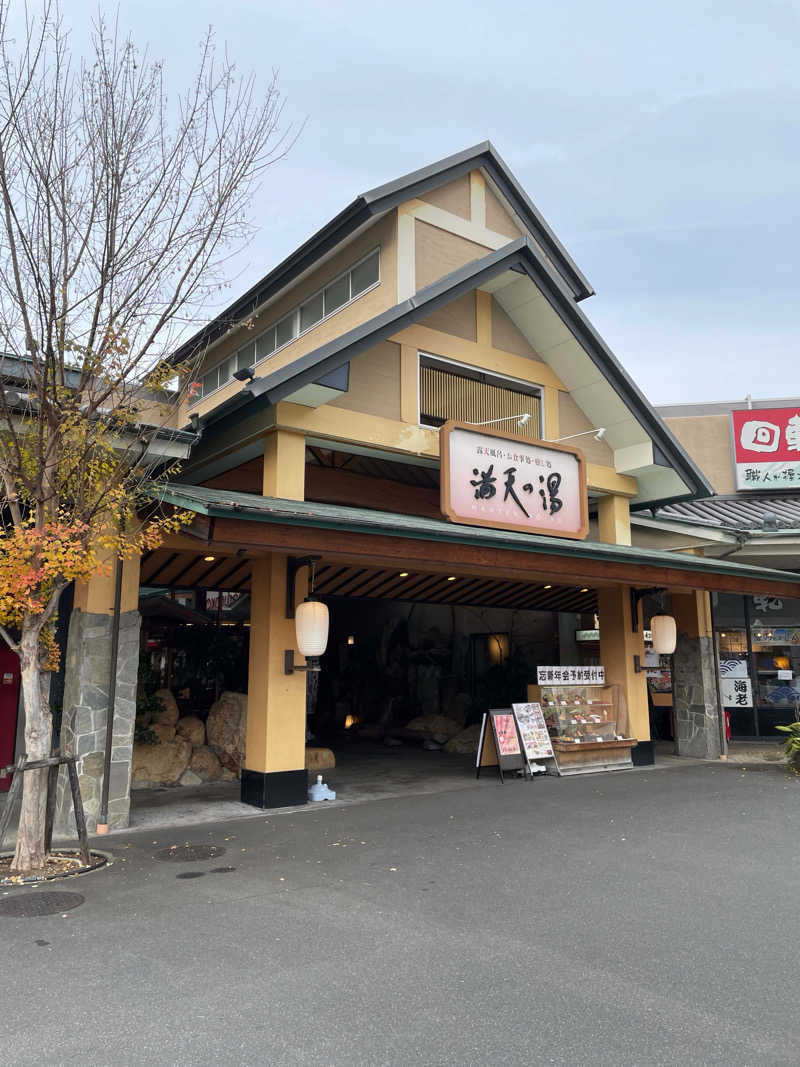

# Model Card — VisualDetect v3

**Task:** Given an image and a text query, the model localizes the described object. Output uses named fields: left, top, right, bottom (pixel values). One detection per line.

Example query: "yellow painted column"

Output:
left=400, top=344, right=419, bottom=424
left=242, top=554, right=309, bottom=807
left=262, top=429, right=306, bottom=500
left=597, top=585, right=649, bottom=742
left=73, top=553, right=141, bottom=614
left=543, top=388, right=560, bottom=440
left=597, top=494, right=632, bottom=546
left=475, top=290, right=492, bottom=347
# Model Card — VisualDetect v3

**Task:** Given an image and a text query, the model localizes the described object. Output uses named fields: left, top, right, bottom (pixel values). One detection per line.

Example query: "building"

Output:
left=6, top=143, right=799, bottom=827
left=631, top=399, right=800, bottom=741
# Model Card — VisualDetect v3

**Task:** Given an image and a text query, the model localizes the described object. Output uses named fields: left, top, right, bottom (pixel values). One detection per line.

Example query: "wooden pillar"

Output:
left=262, top=429, right=306, bottom=500
left=597, top=494, right=631, bottom=546
left=597, top=585, right=650, bottom=746
left=241, top=554, right=309, bottom=808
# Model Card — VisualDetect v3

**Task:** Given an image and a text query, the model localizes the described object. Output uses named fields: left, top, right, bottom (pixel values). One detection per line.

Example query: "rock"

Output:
left=151, top=723, right=176, bottom=743
left=179, top=769, right=203, bottom=787
left=219, top=768, right=237, bottom=782
left=406, top=714, right=462, bottom=739
left=206, top=691, right=247, bottom=772
left=132, top=738, right=191, bottom=786
left=152, top=689, right=179, bottom=727
left=176, top=716, right=205, bottom=747
left=444, top=723, right=483, bottom=754
left=305, top=747, right=336, bottom=771
left=190, top=745, right=222, bottom=782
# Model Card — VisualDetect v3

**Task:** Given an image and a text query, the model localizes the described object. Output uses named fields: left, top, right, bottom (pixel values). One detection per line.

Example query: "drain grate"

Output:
left=154, top=844, right=225, bottom=863
left=0, top=891, right=84, bottom=918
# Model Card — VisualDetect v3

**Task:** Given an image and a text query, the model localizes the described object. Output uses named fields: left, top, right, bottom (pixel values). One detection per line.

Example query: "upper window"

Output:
left=419, top=355, right=542, bottom=439
left=189, top=248, right=380, bottom=405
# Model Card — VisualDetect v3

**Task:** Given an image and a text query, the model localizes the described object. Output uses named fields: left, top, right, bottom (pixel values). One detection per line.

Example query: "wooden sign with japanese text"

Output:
left=440, top=421, right=589, bottom=539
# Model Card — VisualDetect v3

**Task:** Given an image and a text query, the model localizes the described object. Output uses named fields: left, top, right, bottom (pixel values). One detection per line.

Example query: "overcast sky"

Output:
left=37, top=1, right=800, bottom=404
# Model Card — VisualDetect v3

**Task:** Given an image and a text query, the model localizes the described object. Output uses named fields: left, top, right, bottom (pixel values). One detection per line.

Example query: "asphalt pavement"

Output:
left=2, top=761, right=799, bottom=1066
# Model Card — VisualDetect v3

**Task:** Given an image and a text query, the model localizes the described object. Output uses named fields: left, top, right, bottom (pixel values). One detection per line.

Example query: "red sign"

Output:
left=731, top=407, right=800, bottom=489
left=440, top=421, right=589, bottom=539
left=493, top=713, right=521, bottom=756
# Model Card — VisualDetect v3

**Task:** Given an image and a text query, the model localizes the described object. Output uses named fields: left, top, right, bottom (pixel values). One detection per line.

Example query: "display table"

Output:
left=550, top=737, right=637, bottom=775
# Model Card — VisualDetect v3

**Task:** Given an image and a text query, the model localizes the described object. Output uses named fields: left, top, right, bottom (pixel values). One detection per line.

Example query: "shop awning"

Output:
left=153, top=484, right=800, bottom=598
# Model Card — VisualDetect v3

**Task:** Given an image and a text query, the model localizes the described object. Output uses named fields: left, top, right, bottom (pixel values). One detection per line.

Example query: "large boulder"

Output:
left=306, top=747, right=336, bottom=772
left=151, top=723, right=176, bottom=743
left=444, top=723, right=483, bottom=754
left=176, top=716, right=206, bottom=747
left=206, top=691, right=247, bottom=772
left=406, top=714, right=462, bottom=740
left=190, top=745, right=223, bottom=782
left=132, top=738, right=191, bottom=787
left=152, top=689, right=179, bottom=727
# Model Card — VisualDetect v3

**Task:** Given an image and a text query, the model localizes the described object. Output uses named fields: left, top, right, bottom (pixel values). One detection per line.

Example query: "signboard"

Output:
left=720, top=676, right=753, bottom=708
left=512, top=702, right=554, bottom=762
left=731, top=407, right=800, bottom=490
left=475, top=709, right=527, bottom=782
left=719, top=658, right=748, bottom=678
left=537, top=665, right=605, bottom=685
left=205, top=590, right=242, bottom=613
left=440, top=421, right=588, bottom=539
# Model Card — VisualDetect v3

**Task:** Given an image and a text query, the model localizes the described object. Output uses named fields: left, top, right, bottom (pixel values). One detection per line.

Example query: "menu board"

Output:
left=476, top=709, right=527, bottom=782
left=512, top=702, right=554, bottom=761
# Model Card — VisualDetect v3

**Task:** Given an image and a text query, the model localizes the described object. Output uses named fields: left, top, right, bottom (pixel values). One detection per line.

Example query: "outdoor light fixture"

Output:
left=399, top=571, right=409, bottom=578
left=285, top=596, right=329, bottom=674
left=580, top=587, right=589, bottom=593
left=233, top=366, right=254, bottom=382
left=285, top=556, right=330, bottom=674
left=347, top=635, right=355, bottom=646
left=554, top=427, right=606, bottom=444
left=204, top=555, right=216, bottom=562
left=447, top=576, right=456, bottom=582
left=543, top=584, right=552, bottom=590
left=650, top=614, right=677, bottom=655
left=470, top=413, right=531, bottom=430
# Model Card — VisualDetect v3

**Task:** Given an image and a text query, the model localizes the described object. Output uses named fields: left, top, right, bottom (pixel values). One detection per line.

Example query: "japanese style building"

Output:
left=10, top=143, right=800, bottom=828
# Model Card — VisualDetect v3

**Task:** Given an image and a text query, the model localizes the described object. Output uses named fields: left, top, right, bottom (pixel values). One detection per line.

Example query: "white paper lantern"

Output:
left=650, top=614, right=677, bottom=655
left=295, top=598, right=329, bottom=658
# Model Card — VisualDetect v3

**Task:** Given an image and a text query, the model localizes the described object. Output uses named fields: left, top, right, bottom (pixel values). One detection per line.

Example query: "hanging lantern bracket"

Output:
left=630, top=587, right=666, bottom=632
left=284, top=650, right=321, bottom=675
left=286, top=555, right=322, bottom=619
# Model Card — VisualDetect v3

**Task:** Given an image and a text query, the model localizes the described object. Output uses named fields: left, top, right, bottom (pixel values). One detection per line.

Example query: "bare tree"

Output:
left=0, top=2, right=293, bottom=874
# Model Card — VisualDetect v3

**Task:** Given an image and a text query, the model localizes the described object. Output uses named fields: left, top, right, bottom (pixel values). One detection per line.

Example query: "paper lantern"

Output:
left=651, top=614, right=677, bottom=655
left=295, top=598, right=329, bottom=658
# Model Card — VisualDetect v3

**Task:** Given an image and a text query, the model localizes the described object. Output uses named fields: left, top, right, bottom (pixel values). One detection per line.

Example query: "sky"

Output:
left=19, top=0, right=800, bottom=405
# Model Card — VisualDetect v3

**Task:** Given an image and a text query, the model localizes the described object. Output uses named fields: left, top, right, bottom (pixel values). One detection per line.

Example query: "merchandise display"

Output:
left=537, top=684, right=626, bottom=743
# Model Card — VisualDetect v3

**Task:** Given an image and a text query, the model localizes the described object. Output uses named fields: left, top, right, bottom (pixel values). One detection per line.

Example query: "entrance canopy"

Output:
left=154, top=484, right=800, bottom=598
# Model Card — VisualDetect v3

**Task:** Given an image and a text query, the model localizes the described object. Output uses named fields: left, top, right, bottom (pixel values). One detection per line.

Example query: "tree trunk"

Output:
left=11, top=625, right=52, bottom=875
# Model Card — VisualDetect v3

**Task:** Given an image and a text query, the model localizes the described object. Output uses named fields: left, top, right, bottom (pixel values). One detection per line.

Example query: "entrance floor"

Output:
left=127, top=741, right=709, bottom=833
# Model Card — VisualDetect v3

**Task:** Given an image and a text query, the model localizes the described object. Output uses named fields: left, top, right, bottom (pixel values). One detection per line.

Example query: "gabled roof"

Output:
left=171, top=142, right=592, bottom=365
left=194, top=236, right=711, bottom=509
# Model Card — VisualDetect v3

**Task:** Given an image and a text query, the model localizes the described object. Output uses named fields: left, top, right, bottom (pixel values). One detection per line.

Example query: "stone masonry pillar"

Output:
left=56, top=556, right=141, bottom=832
left=672, top=591, right=722, bottom=760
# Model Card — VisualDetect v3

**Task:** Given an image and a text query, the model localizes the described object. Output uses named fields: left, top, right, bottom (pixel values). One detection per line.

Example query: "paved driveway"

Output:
left=2, top=761, right=798, bottom=1066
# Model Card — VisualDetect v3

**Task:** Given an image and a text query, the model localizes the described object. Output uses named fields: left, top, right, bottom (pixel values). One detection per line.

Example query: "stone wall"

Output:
left=673, top=632, right=722, bottom=760
left=55, top=608, right=140, bottom=832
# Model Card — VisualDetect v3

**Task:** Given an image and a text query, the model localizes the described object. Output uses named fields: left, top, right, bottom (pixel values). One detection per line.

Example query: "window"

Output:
left=237, top=343, right=256, bottom=371
left=188, top=247, right=380, bottom=405
left=350, top=249, right=379, bottom=297
left=256, top=328, right=275, bottom=361
left=300, top=291, right=324, bottom=332
left=419, top=356, right=542, bottom=438
left=324, top=274, right=349, bottom=315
